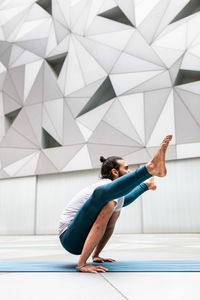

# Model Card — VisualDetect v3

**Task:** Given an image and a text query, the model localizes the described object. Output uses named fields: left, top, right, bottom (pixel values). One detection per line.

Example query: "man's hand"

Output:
left=93, top=256, right=116, bottom=263
left=78, top=264, right=108, bottom=274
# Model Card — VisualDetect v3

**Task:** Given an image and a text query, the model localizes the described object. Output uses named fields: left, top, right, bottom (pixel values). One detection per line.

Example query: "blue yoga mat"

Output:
left=1, top=261, right=200, bottom=272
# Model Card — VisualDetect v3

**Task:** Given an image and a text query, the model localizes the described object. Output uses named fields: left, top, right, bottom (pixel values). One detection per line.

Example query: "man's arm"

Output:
left=92, top=211, right=120, bottom=262
left=77, top=200, right=116, bottom=273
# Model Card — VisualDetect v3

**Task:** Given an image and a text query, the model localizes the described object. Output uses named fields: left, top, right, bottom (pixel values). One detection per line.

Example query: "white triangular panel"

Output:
left=77, top=98, right=114, bottom=131
left=124, top=148, right=150, bottom=165
left=153, top=23, right=187, bottom=51
left=15, top=151, right=40, bottom=176
left=134, top=0, right=160, bottom=26
left=11, top=50, right=41, bottom=67
left=42, top=106, right=62, bottom=144
left=64, top=39, right=85, bottom=96
left=1, top=127, right=38, bottom=149
left=8, top=44, right=24, bottom=66
left=0, top=148, right=36, bottom=168
left=87, top=15, right=132, bottom=36
left=25, top=103, right=42, bottom=145
left=44, top=99, right=63, bottom=142
left=72, top=37, right=107, bottom=85
left=129, top=70, right=172, bottom=93
left=154, top=0, right=190, bottom=38
left=187, top=13, right=200, bottom=47
left=181, top=52, right=200, bottom=71
left=12, top=108, right=39, bottom=146
left=152, top=46, right=184, bottom=68
left=103, top=99, right=143, bottom=144
left=189, top=44, right=200, bottom=58
left=4, top=151, right=38, bottom=176
left=66, top=97, right=89, bottom=117
left=24, top=59, right=43, bottom=101
left=111, top=52, right=164, bottom=74
left=63, top=101, right=85, bottom=145
left=77, top=35, right=121, bottom=73
left=43, top=144, right=83, bottom=170
left=45, top=22, right=57, bottom=56
left=63, top=145, right=92, bottom=171
left=89, top=29, right=133, bottom=51
left=36, top=152, right=58, bottom=174
left=147, top=91, right=176, bottom=147
left=119, top=93, right=145, bottom=143
left=72, top=1, right=91, bottom=36
left=77, top=121, right=93, bottom=141
left=86, top=0, right=105, bottom=30
left=169, top=56, right=184, bottom=83
left=87, top=143, right=136, bottom=168
left=98, top=0, right=118, bottom=15
left=89, top=121, right=141, bottom=147
left=176, top=82, right=200, bottom=95
left=110, top=70, right=162, bottom=95
left=14, top=18, right=51, bottom=41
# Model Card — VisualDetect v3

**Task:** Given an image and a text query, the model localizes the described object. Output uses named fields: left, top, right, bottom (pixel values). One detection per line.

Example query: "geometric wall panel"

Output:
left=0, top=0, right=200, bottom=179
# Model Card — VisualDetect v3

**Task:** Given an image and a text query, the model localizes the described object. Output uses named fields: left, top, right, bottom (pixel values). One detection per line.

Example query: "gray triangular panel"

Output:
left=43, top=144, right=83, bottom=170
left=41, top=128, right=62, bottom=149
left=37, top=0, right=52, bottom=15
left=25, top=64, right=44, bottom=105
left=174, top=90, right=200, bottom=143
left=46, top=52, right=67, bottom=77
left=43, top=62, right=63, bottom=101
left=98, top=6, right=134, bottom=27
left=17, top=38, right=48, bottom=57
left=171, top=0, right=200, bottom=24
left=63, top=102, right=85, bottom=145
left=89, top=121, right=142, bottom=147
left=87, top=143, right=138, bottom=168
left=144, top=88, right=171, bottom=143
left=77, top=77, right=116, bottom=117
left=36, top=152, right=58, bottom=175
left=175, top=88, right=200, bottom=125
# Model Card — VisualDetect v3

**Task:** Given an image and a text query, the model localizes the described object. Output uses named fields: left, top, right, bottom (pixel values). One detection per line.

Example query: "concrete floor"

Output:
left=1, top=234, right=200, bottom=300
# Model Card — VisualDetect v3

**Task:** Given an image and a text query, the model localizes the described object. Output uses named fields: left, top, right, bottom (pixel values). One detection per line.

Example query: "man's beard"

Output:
left=118, top=170, right=124, bottom=177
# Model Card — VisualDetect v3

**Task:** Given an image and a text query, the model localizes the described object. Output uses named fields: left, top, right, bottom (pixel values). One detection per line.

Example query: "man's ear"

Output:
left=111, top=168, right=118, bottom=178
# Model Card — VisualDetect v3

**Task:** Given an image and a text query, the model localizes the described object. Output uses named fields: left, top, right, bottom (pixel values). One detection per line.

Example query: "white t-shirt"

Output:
left=58, top=178, right=124, bottom=236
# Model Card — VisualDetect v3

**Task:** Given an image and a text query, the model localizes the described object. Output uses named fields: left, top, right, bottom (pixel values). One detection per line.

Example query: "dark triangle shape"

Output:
left=41, top=128, right=62, bottom=149
left=46, top=52, right=67, bottom=77
left=170, top=0, right=200, bottom=24
left=37, top=0, right=52, bottom=15
left=175, top=70, right=200, bottom=86
left=98, top=6, right=134, bottom=27
left=5, top=108, right=22, bottom=129
left=77, top=77, right=116, bottom=117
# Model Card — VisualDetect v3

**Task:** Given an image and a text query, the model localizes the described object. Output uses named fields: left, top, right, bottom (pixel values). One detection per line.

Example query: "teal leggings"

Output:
left=59, top=165, right=151, bottom=255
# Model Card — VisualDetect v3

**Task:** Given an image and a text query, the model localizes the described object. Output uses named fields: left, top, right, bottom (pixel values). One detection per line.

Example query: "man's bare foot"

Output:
left=144, top=177, right=157, bottom=190
left=77, top=264, right=108, bottom=274
left=146, top=135, right=172, bottom=177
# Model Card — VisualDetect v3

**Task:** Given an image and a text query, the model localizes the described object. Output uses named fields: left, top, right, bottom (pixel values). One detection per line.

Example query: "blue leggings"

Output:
left=59, top=165, right=151, bottom=255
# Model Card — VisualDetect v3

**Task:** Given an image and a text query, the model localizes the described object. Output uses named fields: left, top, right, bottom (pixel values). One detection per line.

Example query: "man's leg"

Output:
left=60, top=135, right=172, bottom=259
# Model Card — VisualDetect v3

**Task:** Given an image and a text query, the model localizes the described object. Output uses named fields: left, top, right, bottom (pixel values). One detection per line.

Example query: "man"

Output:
left=58, top=135, right=172, bottom=273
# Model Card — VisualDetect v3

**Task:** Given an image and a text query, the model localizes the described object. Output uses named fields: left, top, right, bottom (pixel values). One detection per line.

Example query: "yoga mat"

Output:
left=1, top=261, right=200, bottom=272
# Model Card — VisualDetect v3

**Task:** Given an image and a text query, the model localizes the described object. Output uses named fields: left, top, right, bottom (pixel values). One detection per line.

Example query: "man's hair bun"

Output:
left=100, top=156, right=106, bottom=163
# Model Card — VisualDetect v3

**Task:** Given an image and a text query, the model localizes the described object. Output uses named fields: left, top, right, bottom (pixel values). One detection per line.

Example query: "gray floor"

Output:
left=1, top=234, right=200, bottom=300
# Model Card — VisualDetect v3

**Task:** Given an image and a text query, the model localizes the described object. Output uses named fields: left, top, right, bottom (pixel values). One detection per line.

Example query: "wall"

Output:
left=0, top=158, right=200, bottom=235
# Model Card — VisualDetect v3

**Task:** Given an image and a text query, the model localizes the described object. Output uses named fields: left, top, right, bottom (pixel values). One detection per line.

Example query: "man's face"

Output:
left=115, top=159, right=130, bottom=178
